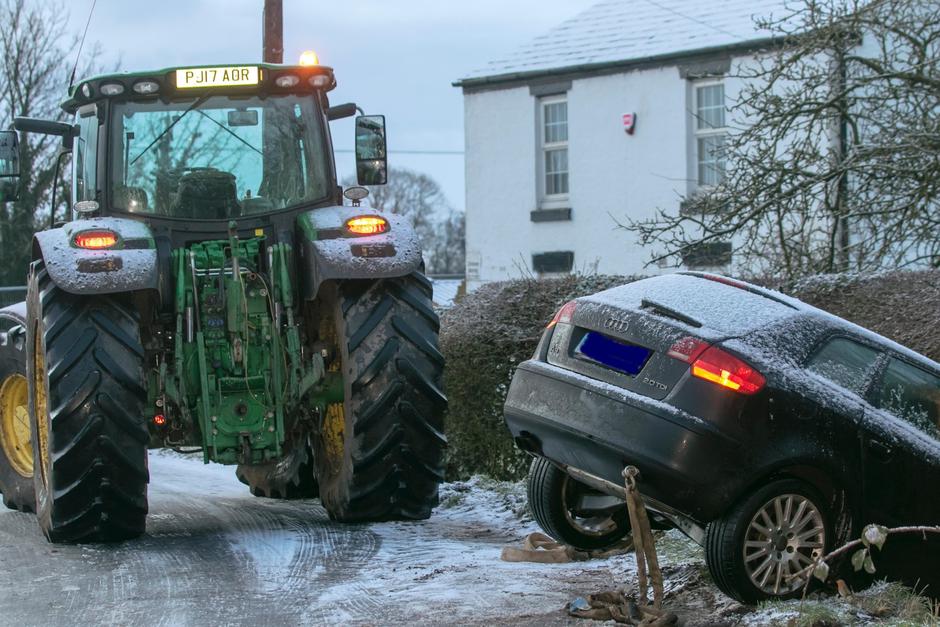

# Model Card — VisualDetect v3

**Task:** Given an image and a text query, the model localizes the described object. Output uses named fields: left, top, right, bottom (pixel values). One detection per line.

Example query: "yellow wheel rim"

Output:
left=323, top=402, right=345, bottom=475
left=0, top=372, right=31, bottom=477
left=34, top=329, right=50, bottom=487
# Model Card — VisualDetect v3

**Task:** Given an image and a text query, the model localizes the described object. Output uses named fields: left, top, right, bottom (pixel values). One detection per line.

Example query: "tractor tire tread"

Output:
left=317, top=272, right=446, bottom=522
left=28, top=262, right=149, bottom=543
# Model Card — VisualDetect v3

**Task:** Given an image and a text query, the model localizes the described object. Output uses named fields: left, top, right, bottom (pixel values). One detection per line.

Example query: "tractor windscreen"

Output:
left=110, top=94, right=331, bottom=219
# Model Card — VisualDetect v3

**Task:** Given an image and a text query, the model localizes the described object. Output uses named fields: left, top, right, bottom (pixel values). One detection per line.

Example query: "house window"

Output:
left=533, top=251, right=574, bottom=274
left=541, top=97, right=568, bottom=199
left=694, top=82, right=727, bottom=187
left=682, top=241, right=732, bottom=268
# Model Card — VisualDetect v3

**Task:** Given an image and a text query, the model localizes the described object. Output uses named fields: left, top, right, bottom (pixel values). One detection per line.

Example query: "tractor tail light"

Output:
left=74, top=230, right=118, bottom=249
left=345, top=216, right=389, bottom=236
left=547, top=301, right=577, bottom=329
left=691, top=345, right=765, bottom=395
left=153, top=414, right=167, bottom=427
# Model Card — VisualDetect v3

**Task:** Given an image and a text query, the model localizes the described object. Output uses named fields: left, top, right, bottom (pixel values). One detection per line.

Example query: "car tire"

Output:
left=527, top=456, right=631, bottom=550
left=0, top=321, right=35, bottom=512
left=314, top=273, right=447, bottom=521
left=27, top=262, right=149, bottom=543
left=237, top=435, right=318, bottom=499
left=705, top=478, right=831, bottom=604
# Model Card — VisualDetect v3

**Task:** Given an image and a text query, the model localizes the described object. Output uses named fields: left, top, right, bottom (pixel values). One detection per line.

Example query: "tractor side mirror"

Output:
left=355, top=115, right=387, bottom=186
left=0, top=130, right=20, bottom=203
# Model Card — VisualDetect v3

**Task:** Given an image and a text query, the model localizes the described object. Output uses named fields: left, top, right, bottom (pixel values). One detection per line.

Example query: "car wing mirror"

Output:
left=355, top=114, right=387, bottom=186
left=0, top=130, right=20, bottom=203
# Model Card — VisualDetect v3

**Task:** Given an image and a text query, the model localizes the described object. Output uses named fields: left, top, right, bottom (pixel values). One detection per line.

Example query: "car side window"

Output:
left=874, top=358, right=940, bottom=441
left=806, top=337, right=880, bottom=396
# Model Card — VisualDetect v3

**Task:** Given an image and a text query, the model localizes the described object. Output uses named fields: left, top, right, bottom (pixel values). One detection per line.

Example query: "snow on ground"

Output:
left=2, top=452, right=928, bottom=626
left=315, top=475, right=641, bottom=624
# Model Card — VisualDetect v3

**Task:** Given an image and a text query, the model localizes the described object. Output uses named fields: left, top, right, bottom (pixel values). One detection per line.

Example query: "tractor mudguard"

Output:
left=297, top=206, right=424, bottom=300
left=32, top=217, right=159, bottom=296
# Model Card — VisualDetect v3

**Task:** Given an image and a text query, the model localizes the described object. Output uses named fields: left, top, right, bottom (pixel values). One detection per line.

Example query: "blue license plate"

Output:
left=576, top=332, right=652, bottom=376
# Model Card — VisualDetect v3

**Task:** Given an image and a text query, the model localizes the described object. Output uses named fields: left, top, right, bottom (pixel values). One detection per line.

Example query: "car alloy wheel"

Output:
left=743, top=493, right=826, bottom=596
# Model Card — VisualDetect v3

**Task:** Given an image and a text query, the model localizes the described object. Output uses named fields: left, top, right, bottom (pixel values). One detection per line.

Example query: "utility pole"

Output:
left=263, top=0, right=283, bottom=63
left=833, top=45, right=850, bottom=273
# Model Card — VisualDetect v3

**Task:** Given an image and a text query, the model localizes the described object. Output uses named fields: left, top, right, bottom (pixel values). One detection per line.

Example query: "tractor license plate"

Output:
left=176, top=66, right=260, bottom=89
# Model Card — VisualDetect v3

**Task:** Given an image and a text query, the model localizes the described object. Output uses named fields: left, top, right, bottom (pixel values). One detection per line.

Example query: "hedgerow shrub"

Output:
left=440, top=270, right=939, bottom=480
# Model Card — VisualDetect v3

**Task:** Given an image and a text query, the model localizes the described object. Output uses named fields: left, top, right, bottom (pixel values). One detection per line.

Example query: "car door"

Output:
left=863, top=357, right=940, bottom=527
left=803, top=335, right=883, bottom=518
left=862, top=356, right=940, bottom=587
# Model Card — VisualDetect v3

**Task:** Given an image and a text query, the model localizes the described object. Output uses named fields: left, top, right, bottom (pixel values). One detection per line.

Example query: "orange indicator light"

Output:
left=345, top=216, right=389, bottom=236
left=73, top=230, right=118, bottom=249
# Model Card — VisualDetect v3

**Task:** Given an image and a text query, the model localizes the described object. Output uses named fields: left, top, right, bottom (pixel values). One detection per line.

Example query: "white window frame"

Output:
left=692, top=80, right=728, bottom=189
left=539, top=95, right=569, bottom=208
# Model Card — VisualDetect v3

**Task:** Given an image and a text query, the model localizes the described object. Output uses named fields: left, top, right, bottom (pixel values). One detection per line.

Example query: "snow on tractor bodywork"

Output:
left=0, top=62, right=447, bottom=543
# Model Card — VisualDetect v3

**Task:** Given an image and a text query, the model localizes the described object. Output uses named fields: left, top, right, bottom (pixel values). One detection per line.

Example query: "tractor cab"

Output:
left=1, top=59, right=388, bottom=230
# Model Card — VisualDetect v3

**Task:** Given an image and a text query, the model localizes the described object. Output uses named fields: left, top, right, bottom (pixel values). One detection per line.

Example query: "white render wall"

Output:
left=463, top=55, right=752, bottom=285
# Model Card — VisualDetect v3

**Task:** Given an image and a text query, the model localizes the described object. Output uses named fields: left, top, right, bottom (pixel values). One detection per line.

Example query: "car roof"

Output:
left=683, top=272, right=940, bottom=374
left=583, top=272, right=800, bottom=336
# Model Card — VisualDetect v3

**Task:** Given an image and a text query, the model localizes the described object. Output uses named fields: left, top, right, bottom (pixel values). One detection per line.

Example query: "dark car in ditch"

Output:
left=504, top=272, right=940, bottom=603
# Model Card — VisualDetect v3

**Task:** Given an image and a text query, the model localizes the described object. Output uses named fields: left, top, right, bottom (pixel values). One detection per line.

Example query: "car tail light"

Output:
left=345, top=216, right=389, bottom=236
left=73, top=229, right=119, bottom=249
left=546, top=301, right=577, bottom=329
left=667, top=336, right=710, bottom=363
left=691, top=345, right=765, bottom=395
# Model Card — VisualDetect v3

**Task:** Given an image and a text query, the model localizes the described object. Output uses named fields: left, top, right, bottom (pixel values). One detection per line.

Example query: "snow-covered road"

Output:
left=0, top=451, right=642, bottom=626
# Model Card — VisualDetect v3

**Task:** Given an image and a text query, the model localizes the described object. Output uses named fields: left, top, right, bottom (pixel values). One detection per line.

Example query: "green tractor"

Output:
left=0, top=60, right=447, bottom=543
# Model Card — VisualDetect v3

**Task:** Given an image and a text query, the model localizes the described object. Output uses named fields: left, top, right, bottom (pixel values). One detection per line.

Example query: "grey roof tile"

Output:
left=459, top=0, right=790, bottom=83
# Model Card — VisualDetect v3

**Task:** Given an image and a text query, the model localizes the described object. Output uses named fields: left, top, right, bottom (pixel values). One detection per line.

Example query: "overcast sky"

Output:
left=54, top=0, right=596, bottom=210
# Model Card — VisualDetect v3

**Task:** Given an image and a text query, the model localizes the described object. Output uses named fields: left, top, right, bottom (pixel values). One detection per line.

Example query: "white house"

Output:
left=455, top=0, right=788, bottom=285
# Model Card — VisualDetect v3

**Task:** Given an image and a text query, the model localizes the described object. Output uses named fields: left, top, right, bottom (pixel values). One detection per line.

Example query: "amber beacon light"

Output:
left=298, top=50, right=320, bottom=66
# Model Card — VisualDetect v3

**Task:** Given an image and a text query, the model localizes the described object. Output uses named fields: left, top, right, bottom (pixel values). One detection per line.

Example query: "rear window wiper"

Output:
left=641, top=299, right=703, bottom=328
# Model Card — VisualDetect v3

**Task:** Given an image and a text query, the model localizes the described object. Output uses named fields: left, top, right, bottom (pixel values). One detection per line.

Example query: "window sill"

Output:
left=531, top=208, right=572, bottom=222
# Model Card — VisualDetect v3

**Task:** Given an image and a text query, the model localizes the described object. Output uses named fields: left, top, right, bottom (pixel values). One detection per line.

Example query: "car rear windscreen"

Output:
left=585, top=274, right=797, bottom=335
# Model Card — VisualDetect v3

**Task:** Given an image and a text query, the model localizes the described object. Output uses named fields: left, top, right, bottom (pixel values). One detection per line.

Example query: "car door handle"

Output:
left=868, top=440, right=893, bottom=461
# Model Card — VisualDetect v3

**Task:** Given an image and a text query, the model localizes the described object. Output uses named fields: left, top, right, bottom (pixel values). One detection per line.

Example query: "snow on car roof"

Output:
left=583, top=272, right=940, bottom=373
left=582, top=273, right=798, bottom=336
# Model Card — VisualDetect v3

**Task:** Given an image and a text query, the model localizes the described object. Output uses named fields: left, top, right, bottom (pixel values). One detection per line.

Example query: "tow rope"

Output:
left=500, top=532, right=634, bottom=563
left=502, top=465, right=678, bottom=625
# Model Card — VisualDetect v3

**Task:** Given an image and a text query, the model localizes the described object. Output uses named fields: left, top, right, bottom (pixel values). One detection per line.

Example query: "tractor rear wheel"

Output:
left=314, top=273, right=447, bottom=521
left=236, top=434, right=318, bottom=499
left=27, top=261, right=150, bottom=543
left=0, top=319, right=35, bottom=512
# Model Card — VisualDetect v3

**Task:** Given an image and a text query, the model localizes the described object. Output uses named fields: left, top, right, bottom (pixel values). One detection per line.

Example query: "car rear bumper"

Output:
left=504, top=360, right=745, bottom=523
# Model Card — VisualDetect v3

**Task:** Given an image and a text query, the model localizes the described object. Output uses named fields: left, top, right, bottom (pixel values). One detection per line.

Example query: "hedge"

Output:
left=440, top=270, right=940, bottom=481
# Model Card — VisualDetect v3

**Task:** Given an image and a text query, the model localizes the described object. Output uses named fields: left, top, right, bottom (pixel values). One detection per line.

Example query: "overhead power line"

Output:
left=640, top=0, right=742, bottom=39
left=334, top=149, right=465, bottom=155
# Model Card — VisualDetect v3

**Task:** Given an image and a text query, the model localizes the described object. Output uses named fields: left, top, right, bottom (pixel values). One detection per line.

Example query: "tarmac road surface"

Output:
left=0, top=451, right=635, bottom=626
